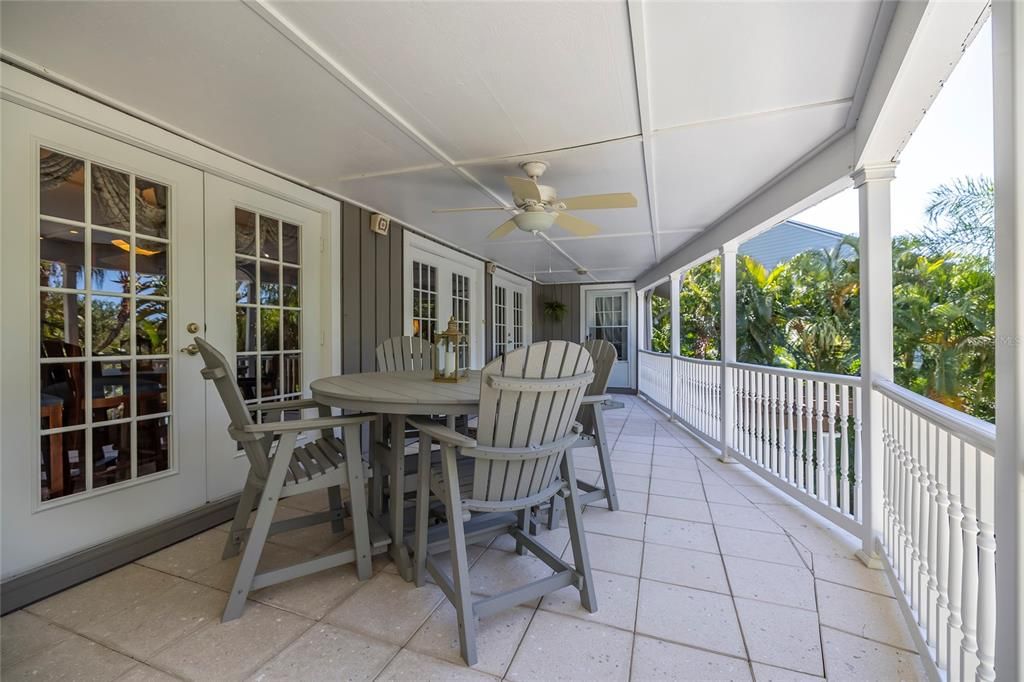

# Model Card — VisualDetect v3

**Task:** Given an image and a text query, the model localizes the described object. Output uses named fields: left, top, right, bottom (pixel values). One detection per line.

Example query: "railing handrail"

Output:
left=638, top=349, right=671, bottom=358
left=726, top=360, right=863, bottom=387
left=672, top=354, right=720, bottom=367
left=873, top=377, right=995, bottom=453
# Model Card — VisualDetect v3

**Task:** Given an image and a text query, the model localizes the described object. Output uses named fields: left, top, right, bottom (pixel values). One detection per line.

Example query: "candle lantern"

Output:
left=433, top=316, right=467, bottom=382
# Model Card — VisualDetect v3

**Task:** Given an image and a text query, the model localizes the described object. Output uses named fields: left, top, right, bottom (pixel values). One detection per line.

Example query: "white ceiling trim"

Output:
left=626, top=0, right=660, bottom=263
left=653, top=97, right=853, bottom=135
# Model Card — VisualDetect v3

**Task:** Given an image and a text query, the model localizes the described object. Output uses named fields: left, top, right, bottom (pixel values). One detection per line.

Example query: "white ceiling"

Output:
left=1, top=0, right=885, bottom=283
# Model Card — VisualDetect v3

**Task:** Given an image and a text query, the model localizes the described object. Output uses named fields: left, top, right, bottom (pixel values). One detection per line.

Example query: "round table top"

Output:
left=311, top=369, right=482, bottom=415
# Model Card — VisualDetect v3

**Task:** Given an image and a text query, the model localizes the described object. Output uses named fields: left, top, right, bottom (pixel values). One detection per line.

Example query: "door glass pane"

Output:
left=493, top=285, right=507, bottom=357
left=281, top=223, right=300, bottom=264
left=411, top=261, right=437, bottom=342
left=235, top=209, right=257, bottom=256
left=591, top=294, right=627, bottom=360
left=37, top=149, right=174, bottom=502
left=451, top=273, right=471, bottom=369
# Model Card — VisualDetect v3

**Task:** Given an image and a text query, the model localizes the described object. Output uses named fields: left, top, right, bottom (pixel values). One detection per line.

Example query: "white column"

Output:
left=853, top=163, right=897, bottom=569
left=719, top=242, right=738, bottom=462
left=669, top=273, right=681, bottom=419
left=992, top=2, right=1023, bottom=678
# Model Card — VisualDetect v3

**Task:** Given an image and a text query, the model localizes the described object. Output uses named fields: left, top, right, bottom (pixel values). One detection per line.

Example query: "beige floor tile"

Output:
left=733, top=484, right=802, bottom=505
left=506, top=610, right=633, bottom=681
left=406, top=602, right=532, bottom=676
left=614, top=472, right=652, bottom=493
left=703, top=484, right=757, bottom=506
left=3, top=632, right=135, bottom=681
left=136, top=529, right=231, bottom=578
left=1, top=611, right=71, bottom=671
left=631, top=635, right=753, bottom=681
left=27, top=564, right=180, bottom=632
left=564, top=532, right=644, bottom=577
left=250, top=561, right=367, bottom=620
left=377, top=648, right=497, bottom=680
left=150, top=601, right=313, bottom=680
left=709, top=503, right=785, bottom=534
left=540, top=568, right=639, bottom=630
left=260, top=505, right=351, bottom=554
left=715, top=526, right=805, bottom=567
left=580, top=507, right=646, bottom=540
left=724, top=556, right=816, bottom=611
left=644, top=515, right=719, bottom=553
left=651, top=454, right=699, bottom=470
left=750, top=662, right=826, bottom=681
left=278, top=489, right=334, bottom=513
left=811, top=555, right=892, bottom=596
left=614, top=442, right=653, bottom=456
left=735, top=598, right=823, bottom=676
left=635, top=579, right=746, bottom=657
left=191, top=541, right=316, bottom=592
left=324, top=571, right=444, bottom=646
left=642, top=543, right=729, bottom=594
left=648, top=479, right=705, bottom=500
left=77, top=579, right=225, bottom=659
left=647, top=495, right=712, bottom=523
left=815, top=580, right=915, bottom=650
left=651, top=465, right=702, bottom=483
left=612, top=461, right=653, bottom=478
left=821, top=626, right=927, bottom=681
left=784, top=525, right=859, bottom=558
left=611, top=449, right=653, bottom=464
left=589, top=489, right=648, bottom=514
left=467, top=548, right=554, bottom=601
left=249, top=622, right=397, bottom=681
left=116, top=664, right=182, bottom=681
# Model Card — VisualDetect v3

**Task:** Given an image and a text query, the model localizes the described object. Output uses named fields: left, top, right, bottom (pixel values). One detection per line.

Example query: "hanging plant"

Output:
left=543, top=300, right=568, bottom=322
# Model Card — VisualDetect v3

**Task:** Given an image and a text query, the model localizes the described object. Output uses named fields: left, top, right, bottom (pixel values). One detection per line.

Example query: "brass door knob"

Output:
left=180, top=343, right=199, bottom=356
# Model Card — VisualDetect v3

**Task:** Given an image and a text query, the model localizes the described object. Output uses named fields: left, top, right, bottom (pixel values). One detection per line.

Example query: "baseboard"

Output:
left=608, top=387, right=637, bottom=395
left=1, top=496, right=240, bottom=615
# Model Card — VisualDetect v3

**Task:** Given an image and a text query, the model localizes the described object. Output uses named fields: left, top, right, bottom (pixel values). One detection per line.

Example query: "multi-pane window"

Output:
left=234, top=209, right=302, bottom=407
left=493, top=286, right=507, bottom=357
left=592, top=294, right=627, bottom=360
left=38, top=148, right=170, bottom=501
left=512, top=291, right=524, bottom=348
left=411, top=261, right=437, bottom=343
left=451, top=273, right=471, bottom=369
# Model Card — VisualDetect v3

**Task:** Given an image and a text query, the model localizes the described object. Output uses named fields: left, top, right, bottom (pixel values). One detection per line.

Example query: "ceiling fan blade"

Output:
left=504, top=176, right=542, bottom=202
left=554, top=212, right=601, bottom=237
left=488, top=218, right=518, bottom=240
left=432, top=207, right=509, bottom=213
left=559, top=192, right=638, bottom=210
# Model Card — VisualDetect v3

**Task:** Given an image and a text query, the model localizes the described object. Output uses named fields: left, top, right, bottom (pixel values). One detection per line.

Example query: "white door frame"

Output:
left=492, top=269, right=533, bottom=356
left=580, top=283, right=637, bottom=390
left=403, top=231, right=485, bottom=368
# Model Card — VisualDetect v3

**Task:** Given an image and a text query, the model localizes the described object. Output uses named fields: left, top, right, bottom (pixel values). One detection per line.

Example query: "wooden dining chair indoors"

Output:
left=548, top=338, right=623, bottom=528
left=195, top=337, right=387, bottom=621
left=410, top=340, right=598, bottom=666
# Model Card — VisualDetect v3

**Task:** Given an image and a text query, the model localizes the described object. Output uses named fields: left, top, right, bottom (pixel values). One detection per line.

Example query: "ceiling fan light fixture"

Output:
left=512, top=211, right=556, bottom=233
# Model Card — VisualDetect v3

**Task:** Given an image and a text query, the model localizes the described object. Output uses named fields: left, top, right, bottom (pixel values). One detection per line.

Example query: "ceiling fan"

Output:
left=433, top=160, right=638, bottom=240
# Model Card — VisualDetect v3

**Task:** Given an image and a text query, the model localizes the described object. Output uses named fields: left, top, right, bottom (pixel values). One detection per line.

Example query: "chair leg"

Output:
left=223, top=433, right=295, bottom=622
left=547, top=492, right=564, bottom=531
left=593, top=404, right=619, bottom=511
left=223, top=476, right=260, bottom=559
left=414, top=435, right=432, bottom=587
left=515, top=509, right=528, bottom=556
left=441, top=445, right=478, bottom=666
left=343, top=424, right=373, bottom=581
left=371, top=416, right=385, bottom=518
left=561, top=455, right=597, bottom=613
left=327, top=485, right=346, bottom=534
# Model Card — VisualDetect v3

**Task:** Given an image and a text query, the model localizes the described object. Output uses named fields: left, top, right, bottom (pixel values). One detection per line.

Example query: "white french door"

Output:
left=1, top=103, right=207, bottom=578
left=203, top=175, right=324, bottom=501
left=492, top=271, right=532, bottom=358
left=583, top=285, right=635, bottom=389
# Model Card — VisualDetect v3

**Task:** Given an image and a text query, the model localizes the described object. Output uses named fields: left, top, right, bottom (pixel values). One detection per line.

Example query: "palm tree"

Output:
left=921, top=175, right=994, bottom=262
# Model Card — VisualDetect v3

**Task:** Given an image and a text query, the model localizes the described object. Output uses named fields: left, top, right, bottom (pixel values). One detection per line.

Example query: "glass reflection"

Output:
left=282, top=266, right=299, bottom=307
left=281, top=223, right=300, bottom=264
left=236, top=307, right=258, bottom=352
left=138, top=358, right=169, bottom=416
left=92, top=295, right=131, bottom=356
left=91, top=230, right=132, bottom=293
left=237, top=356, right=258, bottom=401
left=283, top=353, right=302, bottom=394
left=261, top=354, right=281, bottom=398
left=92, top=423, right=132, bottom=488
left=40, top=292, right=86, bottom=353
left=261, top=309, right=280, bottom=351
left=259, top=216, right=279, bottom=260
left=40, top=430, right=86, bottom=501
left=136, top=298, right=169, bottom=355
left=93, top=360, right=131, bottom=422
left=135, top=239, right=168, bottom=296
left=235, top=209, right=257, bottom=256
left=236, top=259, right=256, bottom=304
left=137, top=417, right=169, bottom=476
left=259, top=261, right=279, bottom=305
left=283, top=310, right=300, bottom=350
left=40, top=149, right=85, bottom=222
left=135, top=177, right=168, bottom=238
left=40, top=361, right=86, bottom=430
left=40, top=221, right=86, bottom=289
left=91, top=164, right=131, bottom=230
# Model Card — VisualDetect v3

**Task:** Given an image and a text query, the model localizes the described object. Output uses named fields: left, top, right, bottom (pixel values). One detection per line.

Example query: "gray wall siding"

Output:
left=532, top=283, right=581, bottom=343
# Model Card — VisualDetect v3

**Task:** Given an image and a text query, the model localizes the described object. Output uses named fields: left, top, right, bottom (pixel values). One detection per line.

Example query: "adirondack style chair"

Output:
left=548, top=338, right=622, bottom=528
left=195, top=337, right=385, bottom=621
left=410, top=341, right=598, bottom=666
left=375, top=335, right=434, bottom=372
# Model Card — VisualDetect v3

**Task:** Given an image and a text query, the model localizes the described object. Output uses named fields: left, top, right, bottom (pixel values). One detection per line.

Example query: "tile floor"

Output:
left=1, top=396, right=927, bottom=681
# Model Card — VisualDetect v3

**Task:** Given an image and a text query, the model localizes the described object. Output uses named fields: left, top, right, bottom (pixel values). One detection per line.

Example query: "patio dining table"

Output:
left=310, top=369, right=483, bottom=580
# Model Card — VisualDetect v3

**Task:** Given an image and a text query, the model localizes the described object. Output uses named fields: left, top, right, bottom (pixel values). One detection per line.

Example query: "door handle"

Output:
left=179, top=343, right=199, bottom=356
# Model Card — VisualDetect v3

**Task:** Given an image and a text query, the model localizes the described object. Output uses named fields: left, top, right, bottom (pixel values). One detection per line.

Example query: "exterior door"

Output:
left=584, top=286, right=635, bottom=389
left=203, top=175, right=323, bottom=501
left=1, top=103, right=207, bottom=578
left=492, top=272, right=532, bottom=358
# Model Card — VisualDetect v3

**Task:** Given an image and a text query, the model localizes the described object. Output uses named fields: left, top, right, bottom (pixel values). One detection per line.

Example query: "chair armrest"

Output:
left=407, top=418, right=477, bottom=449
left=238, top=413, right=376, bottom=435
left=248, top=398, right=323, bottom=414
left=580, top=394, right=612, bottom=405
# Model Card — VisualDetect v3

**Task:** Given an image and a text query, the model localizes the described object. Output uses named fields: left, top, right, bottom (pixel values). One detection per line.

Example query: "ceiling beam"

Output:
left=626, top=0, right=661, bottom=263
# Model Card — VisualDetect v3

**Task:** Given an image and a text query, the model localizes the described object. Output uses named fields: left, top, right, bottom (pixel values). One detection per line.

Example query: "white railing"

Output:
left=729, top=362, right=863, bottom=526
left=875, top=379, right=997, bottom=682
left=672, top=355, right=720, bottom=442
left=638, top=350, right=671, bottom=412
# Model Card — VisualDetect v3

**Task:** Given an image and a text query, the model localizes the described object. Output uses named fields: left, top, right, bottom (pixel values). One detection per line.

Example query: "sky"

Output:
left=793, top=20, right=993, bottom=236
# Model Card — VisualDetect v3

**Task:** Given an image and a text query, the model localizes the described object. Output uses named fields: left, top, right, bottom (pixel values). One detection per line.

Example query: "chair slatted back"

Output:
left=579, top=339, right=617, bottom=433
left=376, top=336, right=434, bottom=372
left=195, top=337, right=271, bottom=479
left=471, top=341, right=594, bottom=503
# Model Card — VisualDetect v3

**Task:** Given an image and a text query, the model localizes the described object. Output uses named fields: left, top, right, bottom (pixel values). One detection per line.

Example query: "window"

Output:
left=39, top=148, right=171, bottom=500
left=411, top=260, right=437, bottom=343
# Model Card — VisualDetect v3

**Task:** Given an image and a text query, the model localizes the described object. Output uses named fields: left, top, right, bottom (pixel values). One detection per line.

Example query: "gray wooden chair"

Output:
left=376, top=335, right=434, bottom=372
left=548, top=338, right=622, bottom=528
left=410, top=340, right=597, bottom=666
left=196, top=337, right=386, bottom=622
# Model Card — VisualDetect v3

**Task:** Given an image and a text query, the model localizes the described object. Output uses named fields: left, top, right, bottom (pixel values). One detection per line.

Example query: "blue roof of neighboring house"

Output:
left=738, top=219, right=850, bottom=269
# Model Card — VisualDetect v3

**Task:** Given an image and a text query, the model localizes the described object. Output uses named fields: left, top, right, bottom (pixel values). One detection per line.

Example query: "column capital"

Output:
left=719, top=240, right=739, bottom=255
left=851, top=163, right=898, bottom=188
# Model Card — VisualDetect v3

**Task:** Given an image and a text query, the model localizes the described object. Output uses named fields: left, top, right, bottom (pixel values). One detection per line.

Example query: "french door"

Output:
left=492, top=272, right=532, bottom=358
left=583, top=286, right=635, bottom=389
